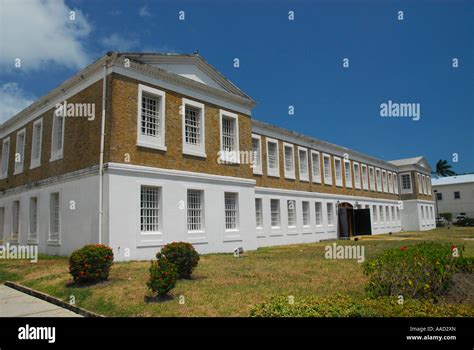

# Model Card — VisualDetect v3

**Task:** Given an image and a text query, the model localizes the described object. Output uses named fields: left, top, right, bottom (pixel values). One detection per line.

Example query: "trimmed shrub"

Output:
left=69, top=244, right=114, bottom=283
left=362, top=242, right=462, bottom=300
left=160, top=242, right=199, bottom=279
left=250, top=295, right=474, bottom=317
left=147, top=253, right=178, bottom=296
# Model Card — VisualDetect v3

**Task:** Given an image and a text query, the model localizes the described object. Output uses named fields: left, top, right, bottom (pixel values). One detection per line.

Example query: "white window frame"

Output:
left=219, top=109, right=239, bottom=164
left=1, top=137, right=10, bottom=179
left=327, top=202, right=334, bottom=226
left=379, top=205, right=384, bottom=223
left=310, top=150, right=321, bottom=184
left=361, top=164, right=368, bottom=190
left=334, top=157, right=343, bottom=187
left=427, top=176, right=431, bottom=195
left=30, top=118, right=43, bottom=169
left=255, top=197, right=263, bottom=229
left=137, top=84, right=166, bottom=151
left=297, top=146, right=309, bottom=182
left=302, top=201, right=310, bottom=227
left=28, top=196, right=39, bottom=244
left=344, top=159, right=352, bottom=188
left=287, top=200, right=296, bottom=228
left=388, top=172, right=394, bottom=193
left=400, top=172, right=412, bottom=194
left=224, top=192, right=239, bottom=231
left=50, top=108, right=65, bottom=162
left=266, top=138, right=280, bottom=178
left=353, top=162, right=361, bottom=189
left=251, top=134, right=262, bottom=175
left=187, top=189, right=204, bottom=233
left=270, top=199, right=280, bottom=228
left=375, top=168, right=382, bottom=192
left=369, top=166, right=375, bottom=191
left=11, top=200, right=20, bottom=243
left=382, top=170, right=388, bottom=193
left=139, top=185, right=162, bottom=234
left=48, top=191, right=61, bottom=244
left=182, top=98, right=206, bottom=158
left=372, top=205, right=378, bottom=224
left=417, top=173, right=423, bottom=194
left=422, top=174, right=427, bottom=195
left=283, top=142, right=295, bottom=179
left=323, top=153, right=332, bottom=185
left=14, top=128, right=26, bottom=174
left=393, top=173, right=399, bottom=194
left=315, top=202, right=323, bottom=226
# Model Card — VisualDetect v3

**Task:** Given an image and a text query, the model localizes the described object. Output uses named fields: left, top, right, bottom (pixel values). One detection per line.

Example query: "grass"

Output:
left=0, top=227, right=473, bottom=317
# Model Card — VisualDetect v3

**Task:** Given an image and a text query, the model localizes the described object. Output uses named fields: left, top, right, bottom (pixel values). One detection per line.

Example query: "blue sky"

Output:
left=1, top=0, right=473, bottom=173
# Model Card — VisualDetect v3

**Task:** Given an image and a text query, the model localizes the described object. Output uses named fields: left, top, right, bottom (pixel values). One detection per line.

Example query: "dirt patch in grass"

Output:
left=441, top=273, right=474, bottom=307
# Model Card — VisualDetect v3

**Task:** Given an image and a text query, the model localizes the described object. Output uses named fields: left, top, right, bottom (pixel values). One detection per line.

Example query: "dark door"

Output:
left=338, top=207, right=354, bottom=239
left=354, top=209, right=372, bottom=236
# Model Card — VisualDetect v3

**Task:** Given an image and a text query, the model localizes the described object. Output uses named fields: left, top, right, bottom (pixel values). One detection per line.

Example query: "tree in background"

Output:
left=433, top=160, right=456, bottom=177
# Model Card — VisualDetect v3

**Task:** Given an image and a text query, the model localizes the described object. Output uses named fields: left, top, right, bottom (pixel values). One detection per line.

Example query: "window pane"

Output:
left=140, top=186, right=160, bottom=232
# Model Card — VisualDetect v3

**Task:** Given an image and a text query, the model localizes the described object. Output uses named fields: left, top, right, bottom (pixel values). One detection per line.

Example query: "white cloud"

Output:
left=0, top=0, right=92, bottom=70
left=0, top=83, right=36, bottom=124
left=138, top=6, right=152, bottom=17
left=101, top=34, right=139, bottom=51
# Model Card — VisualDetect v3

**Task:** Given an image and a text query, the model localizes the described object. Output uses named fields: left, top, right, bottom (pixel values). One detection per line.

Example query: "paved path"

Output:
left=0, top=285, right=82, bottom=317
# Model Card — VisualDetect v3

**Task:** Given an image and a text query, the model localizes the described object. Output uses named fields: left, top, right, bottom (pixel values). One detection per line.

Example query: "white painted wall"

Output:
left=0, top=174, right=100, bottom=256
left=434, top=183, right=474, bottom=218
left=106, top=165, right=257, bottom=261
left=400, top=200, right=436, bottom=231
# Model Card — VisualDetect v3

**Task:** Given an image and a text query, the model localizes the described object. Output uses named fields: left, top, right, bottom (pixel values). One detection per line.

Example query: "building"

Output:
left=0, top=52, right=436, bottom=260
left=432, top=174, right=474, bottom=219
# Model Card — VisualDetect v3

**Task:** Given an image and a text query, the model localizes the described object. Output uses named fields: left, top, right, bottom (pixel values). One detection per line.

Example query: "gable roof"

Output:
left=432, top=174, right=474, bottom=186
left=388, top=156, right=425, bottom=166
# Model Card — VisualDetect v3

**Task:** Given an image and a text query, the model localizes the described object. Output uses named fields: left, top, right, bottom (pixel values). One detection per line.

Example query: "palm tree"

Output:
left=433, top=159, right=456, bottom=177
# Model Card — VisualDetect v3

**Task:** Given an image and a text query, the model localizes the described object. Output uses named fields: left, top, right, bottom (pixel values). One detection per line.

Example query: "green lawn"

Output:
left=1, top=227, right=473, bottom=317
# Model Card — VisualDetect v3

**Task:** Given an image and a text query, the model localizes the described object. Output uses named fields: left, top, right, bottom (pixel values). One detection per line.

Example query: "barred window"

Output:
left=267, top=141, right=278, bottom=170
left=141, top=94, right=161, bottom=137
left=14, top=130, right=25, bottom=174
left=12, top=200, right=20, bottom=242
left=323, top=155, right=332, bottom=184
left=311, top=151, right=321, bottom=183
left=379, top=205, right=384, bottom=222
left=315, top=202, right=322, bottom=226
left=302, top=201, right=310, bottom=226
left=369, top=167, right=375, bottom=191
left=225, top=193, right=238, bottom=230
left=49, top=193, right=60, bottom=241
left=391, top=206, right=395, bottom=222
left=361, top=165, right=368, bottom=190
left=344, top=160, right=352, bottom=188
left=140, top=186, right=160, bottom=232
left=187, top=190, right=203, bottom=232
left=52, top=113, right=64, bottom=154
left=221, top=116, right=236, bottom=152
left=382, top=171, right=388, bottom=192
left=376, top=169, right=382, bottom=191
left=402, top=174, right=411, bottom=189
left=252, top=137, right=261, bottom=171
left=270, top=199, right=280, bottom=228
left=32, top=121, right=42, bottom=162
left=284, top=145, right=294, bottom=176
left=353, top=163, right=360, bottom=189
left=372, top=205, right=378, bottom=224
left=299, top=149, right=308, bottom=180
left=327, top=203, right=334, bottom=226
left=29, top=197, right=38, bottom=242
left=394, top=174, right=399, bottom=194
left=185, top=105, right=201, bottom=145
left=334, top=158, right=343, bottom=186
left=385, top=206, right=390, bottom=222
left=388, top=173, right=393, bottom=193
left=255, top=198, right=263, bottom=228
left=1, top=138, right=10, bottom=178
left=287, top=200, right=296, bottom=227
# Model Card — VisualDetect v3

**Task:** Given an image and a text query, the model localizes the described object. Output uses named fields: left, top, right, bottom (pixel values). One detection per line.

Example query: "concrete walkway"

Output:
left=0, top=285, right=82, bottom=317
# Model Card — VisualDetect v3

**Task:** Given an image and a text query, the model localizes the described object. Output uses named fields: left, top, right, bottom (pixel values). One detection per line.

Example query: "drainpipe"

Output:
left=98, top=62, right=108, bottom=244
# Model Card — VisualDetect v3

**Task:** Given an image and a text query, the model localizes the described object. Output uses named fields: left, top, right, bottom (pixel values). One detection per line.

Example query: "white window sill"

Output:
left=188, top=230, right=205, bottom=234
left=27, top=240, right=38, bottom=245
left=47, top=240, right=61, bottom=246
left=50, top=153, right=63, bottom=163
left=137, top=140, right=167, bottom=151
left=30, top=162, right=41, bottom=170
left=312, top=179, right=322, bottom=184
left=183, top=149, right=207, bottom=158
left=253, top=169, right=263, bottom=175
left=300, top=176, right=309, bottom=182
left=225, top=228, right=240, bottom=233
left=13, top=168, right=23, bottom=175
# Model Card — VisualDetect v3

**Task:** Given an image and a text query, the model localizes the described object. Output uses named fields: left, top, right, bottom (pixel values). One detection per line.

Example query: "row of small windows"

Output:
left=420, top=205, right=435, bottom=222
left=400, top=172, right=432, bottom=195
left=436, top=191, right=461, bottom=200
left=137, top=84, right=239, bottom=160
left=255, top=198, right=402, bottom=230
left=0, top=112, right=65, bottom=179
left=251, top=136, right=401, bottom=195
left=0, top=192, right=61, bottom=245
left=139, top=186, right=239, bottom=233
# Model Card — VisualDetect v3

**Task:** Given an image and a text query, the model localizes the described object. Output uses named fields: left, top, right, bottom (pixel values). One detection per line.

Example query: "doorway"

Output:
left=337, top=202, right=372, bottom=238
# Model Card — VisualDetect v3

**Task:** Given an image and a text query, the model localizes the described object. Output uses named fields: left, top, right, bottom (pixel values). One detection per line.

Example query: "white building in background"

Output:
left=432, top=174, right=474, bottom=219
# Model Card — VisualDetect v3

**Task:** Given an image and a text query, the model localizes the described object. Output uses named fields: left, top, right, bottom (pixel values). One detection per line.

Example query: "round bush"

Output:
left=69, top=244, right=114, bottom=283
left=147, top=253, right=178, bottom=296
left=160, top=242, right=199, bottom=279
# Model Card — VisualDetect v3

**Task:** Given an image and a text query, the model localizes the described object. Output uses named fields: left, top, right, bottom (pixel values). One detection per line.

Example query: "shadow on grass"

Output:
left=144, top=294, right=174, bottom=303
left=65, top=280, right=110, bottom=289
